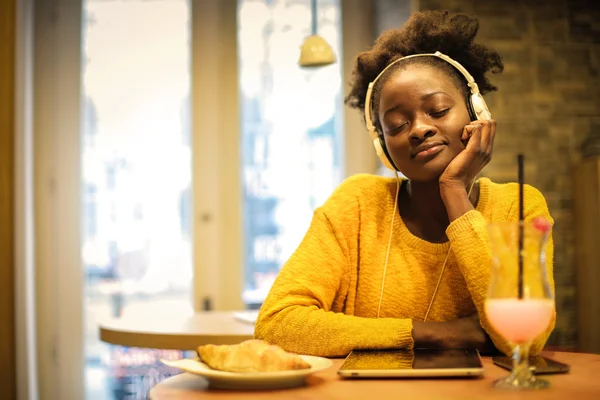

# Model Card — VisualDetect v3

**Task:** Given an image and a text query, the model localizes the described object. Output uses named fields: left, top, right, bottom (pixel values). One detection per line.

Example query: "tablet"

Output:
left=337, top=348, right=484, bottom=378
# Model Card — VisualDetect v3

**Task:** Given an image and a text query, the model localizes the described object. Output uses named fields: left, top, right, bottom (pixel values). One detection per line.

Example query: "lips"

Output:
left=412, top=141, right=446, bottom=159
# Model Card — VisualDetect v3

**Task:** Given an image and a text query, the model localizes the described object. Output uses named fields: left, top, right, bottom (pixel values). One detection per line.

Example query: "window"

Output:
left=237, top=0, right=343, bottom=307
left=33, top=1, right=375, bottom=398
left=81, top=1, right=193, bottom=398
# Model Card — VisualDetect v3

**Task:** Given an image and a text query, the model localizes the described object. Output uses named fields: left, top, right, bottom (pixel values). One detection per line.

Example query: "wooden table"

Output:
left=149, top=351, right=600, bottom=399
left=99, top=311, right=255, bottom=350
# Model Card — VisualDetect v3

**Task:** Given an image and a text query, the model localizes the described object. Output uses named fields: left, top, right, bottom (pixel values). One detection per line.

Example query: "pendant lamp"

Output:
left=298, top=0, right=335, bottom=67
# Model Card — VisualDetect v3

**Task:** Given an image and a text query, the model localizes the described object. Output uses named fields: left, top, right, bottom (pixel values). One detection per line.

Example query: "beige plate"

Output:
left=161, top=355, right=333, bottom=390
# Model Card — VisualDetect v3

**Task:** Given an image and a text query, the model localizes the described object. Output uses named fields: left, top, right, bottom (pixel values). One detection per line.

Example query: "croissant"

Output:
left=196, top=339, right=311, bottom=373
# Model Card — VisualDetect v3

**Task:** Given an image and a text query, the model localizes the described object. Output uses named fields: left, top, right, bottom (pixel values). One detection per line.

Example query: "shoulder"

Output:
left=325, top=173, right=395, bottom=207
left=482, top=178, right=551, bottom=220
left=318, top=173, right=397, bottom=221
left=335, top=173, right=396, bottom=196
left=484, top=178, right=547, bottom=204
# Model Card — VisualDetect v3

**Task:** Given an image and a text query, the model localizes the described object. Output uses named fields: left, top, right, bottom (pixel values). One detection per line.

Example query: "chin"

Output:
left=398, top=158, right=451, bottom=183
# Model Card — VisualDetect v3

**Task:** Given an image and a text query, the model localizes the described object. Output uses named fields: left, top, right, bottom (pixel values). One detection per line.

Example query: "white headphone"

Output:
left=364, top=51, right=492, bottom=171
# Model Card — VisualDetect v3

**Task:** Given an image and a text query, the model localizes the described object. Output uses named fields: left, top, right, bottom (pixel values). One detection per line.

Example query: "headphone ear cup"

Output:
left=466, top=95, right=478, bottom=121
left=470, top=93, right=491, bottom=121
left=373, top=136, right=398, bottom=171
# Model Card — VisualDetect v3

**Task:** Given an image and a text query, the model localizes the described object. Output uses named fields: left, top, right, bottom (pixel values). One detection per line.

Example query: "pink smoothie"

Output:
left=485, top=298, right=554, bottom=344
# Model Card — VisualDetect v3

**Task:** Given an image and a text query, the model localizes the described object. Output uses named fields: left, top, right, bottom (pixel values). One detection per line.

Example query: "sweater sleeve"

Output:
left=254, top=208, right=414, bottom=357
left=446, top=185, right=555, bottom=356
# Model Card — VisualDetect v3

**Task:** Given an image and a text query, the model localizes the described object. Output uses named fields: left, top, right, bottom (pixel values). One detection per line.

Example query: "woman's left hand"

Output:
left=439, top=119, right=496, bottom=192
left=444, top=313, right=498, bottom=354
left=412, top=313, right=498, bottom=353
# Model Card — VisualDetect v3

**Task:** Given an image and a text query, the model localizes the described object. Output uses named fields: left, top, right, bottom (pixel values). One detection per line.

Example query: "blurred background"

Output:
left=1, top=0, right=599, bottom=399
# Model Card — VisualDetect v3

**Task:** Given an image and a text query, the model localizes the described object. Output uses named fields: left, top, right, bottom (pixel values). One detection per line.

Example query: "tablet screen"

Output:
left=340, top=348, right=483, bottom=371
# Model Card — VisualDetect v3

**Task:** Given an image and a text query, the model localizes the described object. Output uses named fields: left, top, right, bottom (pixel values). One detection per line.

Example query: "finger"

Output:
left=461, top=123, right=478, bottom=144
left=486, top=119, right=497, bottom=154
left=464, top=124, right=482, bottom=151
left=461, top=125, right=472, bottom=141
left=478, top=122, right=491, bottom=151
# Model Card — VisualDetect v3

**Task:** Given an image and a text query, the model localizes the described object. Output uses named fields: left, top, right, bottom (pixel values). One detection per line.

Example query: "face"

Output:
left=377, top=64, right=471, bottom=182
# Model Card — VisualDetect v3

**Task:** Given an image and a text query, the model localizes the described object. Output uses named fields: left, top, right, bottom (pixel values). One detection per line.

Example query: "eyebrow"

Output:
left=421, top=91, right=449, bottom=101
left=382, top=91, right=450, bottom=118
left=382, top=104, right=403, bottom=119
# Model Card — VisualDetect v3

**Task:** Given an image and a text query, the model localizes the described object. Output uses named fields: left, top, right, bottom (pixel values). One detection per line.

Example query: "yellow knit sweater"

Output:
left=254, top=174, right=555, bottom=357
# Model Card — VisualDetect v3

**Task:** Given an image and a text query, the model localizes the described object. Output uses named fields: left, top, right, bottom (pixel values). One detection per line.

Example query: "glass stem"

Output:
left=512, top=343, right=532, bottom=378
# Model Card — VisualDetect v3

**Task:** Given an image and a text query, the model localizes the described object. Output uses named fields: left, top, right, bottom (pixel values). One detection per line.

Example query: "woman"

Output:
left=254, top=10, right=555, bottom=357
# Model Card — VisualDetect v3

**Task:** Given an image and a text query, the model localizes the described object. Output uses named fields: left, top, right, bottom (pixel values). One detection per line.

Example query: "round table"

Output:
left=99, top=311, right=255, bottom=350
left=149, top=351, right=600, bottom=399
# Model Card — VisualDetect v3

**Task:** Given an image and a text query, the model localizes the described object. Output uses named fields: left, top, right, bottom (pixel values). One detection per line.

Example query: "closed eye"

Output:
left=430, top=108, right=450, bottom=118
left=388, top=122, right=408, bottom=136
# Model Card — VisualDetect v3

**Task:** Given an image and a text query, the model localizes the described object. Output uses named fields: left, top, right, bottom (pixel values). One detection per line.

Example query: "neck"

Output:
left=405, top=180, right=450, bottom=227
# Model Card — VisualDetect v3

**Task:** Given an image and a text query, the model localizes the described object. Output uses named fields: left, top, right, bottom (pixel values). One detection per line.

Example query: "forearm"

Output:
left=255, top=305, right=414, bottom=357
left=440, top=183, right=474, bottom=222
left=442, top=210, right=514, bottom=354
left=443, top=192, right=556, bottom=355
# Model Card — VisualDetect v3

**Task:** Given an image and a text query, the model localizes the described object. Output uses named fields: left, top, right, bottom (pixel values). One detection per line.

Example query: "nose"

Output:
left=409, top=119, right=436, bottom=143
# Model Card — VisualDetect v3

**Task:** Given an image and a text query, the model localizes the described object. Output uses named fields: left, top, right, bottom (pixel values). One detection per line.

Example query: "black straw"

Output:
left=518, top=154, right=524, bottom=299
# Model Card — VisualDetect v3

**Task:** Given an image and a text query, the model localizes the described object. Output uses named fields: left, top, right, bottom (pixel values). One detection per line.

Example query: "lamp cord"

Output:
left=311, top=0, right=317, bottom=35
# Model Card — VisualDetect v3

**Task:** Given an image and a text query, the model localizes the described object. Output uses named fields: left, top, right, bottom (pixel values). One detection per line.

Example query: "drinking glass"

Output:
left=485, top=220, right=554, bottom=390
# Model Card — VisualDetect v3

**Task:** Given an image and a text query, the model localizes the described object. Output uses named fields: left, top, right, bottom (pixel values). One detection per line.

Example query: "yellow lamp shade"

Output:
left=298, top=35, right=335, bottom=67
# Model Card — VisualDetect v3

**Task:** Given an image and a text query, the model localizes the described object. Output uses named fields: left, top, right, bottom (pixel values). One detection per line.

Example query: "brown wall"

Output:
left=0, top=0, right=16, bottom=397
left=413, top=0, right=600, bottom=349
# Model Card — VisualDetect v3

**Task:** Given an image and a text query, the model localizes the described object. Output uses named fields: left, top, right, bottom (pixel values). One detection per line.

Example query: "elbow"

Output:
left=531, top=313, right=556, bottom=355
left=254, top=307, right=295, bottom=349
left=254, top=309, right=277, bottom=342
